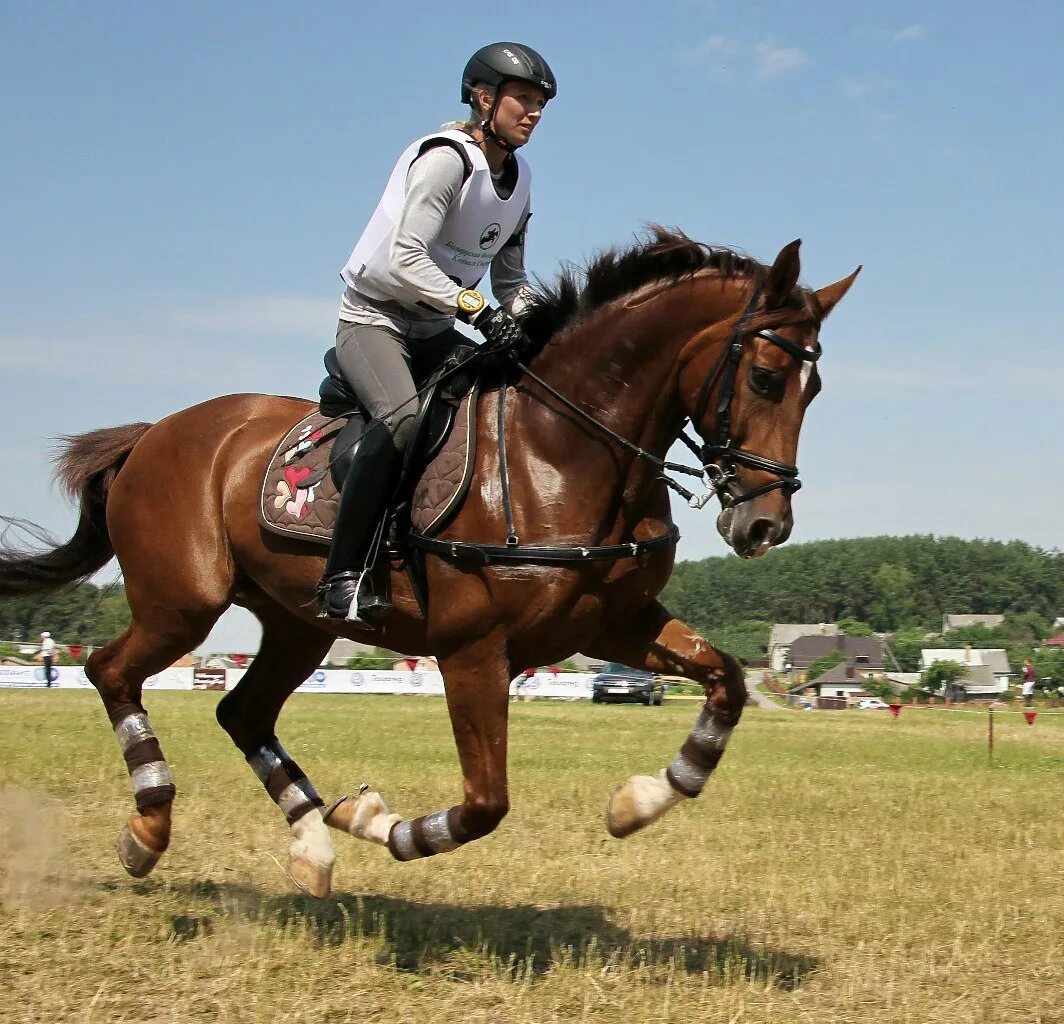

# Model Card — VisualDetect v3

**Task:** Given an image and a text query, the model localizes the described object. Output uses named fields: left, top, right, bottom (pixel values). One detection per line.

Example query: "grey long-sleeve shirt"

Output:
left=340, top=145, right=534, bottom=339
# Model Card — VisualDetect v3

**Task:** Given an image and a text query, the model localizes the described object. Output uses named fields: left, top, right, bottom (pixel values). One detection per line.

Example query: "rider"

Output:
left=317, top=42, right=557, bottom=621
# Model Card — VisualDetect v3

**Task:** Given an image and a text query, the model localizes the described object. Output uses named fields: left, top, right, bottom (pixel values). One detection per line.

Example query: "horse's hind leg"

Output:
left=584, top=600, right=746, bottom=839
left=86, top=603, right=226, bottom=878
left=215, top=603, right=336, bottom=897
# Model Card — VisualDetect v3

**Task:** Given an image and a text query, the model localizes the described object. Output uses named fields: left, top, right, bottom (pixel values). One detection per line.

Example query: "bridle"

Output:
left=689, top=285, right=822, bottom=509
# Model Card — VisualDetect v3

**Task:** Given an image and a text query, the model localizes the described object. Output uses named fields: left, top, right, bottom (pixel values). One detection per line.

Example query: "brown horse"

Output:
left=0, top=229, right=857, bottom=897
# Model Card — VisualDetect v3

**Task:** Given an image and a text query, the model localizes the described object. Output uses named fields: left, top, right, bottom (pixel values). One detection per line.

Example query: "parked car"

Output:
left=856, top=698, right=889, bottom=710
left=591, top=663, right=665, bottom=706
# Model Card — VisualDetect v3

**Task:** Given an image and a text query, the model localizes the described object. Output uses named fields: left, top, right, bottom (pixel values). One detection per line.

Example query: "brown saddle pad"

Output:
left=258, top=389, right=478, bottom=546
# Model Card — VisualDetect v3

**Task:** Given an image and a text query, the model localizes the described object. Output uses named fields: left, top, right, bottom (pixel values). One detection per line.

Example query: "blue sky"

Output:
left=2, top=2, right=1060, bottom=652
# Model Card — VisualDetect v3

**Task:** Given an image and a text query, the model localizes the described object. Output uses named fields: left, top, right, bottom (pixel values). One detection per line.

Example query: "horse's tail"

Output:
left=0, top=422, right=153, bottom=597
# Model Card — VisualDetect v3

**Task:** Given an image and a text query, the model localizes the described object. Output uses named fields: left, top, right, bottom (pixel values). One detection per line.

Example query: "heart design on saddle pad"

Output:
left=285, top=488, right=310, bottom=519
left=283, top=466, right=312, bottom=492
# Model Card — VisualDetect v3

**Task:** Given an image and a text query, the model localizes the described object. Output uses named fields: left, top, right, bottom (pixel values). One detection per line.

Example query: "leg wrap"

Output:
left=665, top=704, right=733, bottom=798
left=112, top=707, right=176, bottom=812
left=248, top=740, right=324, bottom=825
left=387, top=808, right=463, bottom=862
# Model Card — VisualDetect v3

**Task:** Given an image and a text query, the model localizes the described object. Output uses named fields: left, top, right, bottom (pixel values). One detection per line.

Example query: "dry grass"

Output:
left=1, top=691, right=1063, bottom=1023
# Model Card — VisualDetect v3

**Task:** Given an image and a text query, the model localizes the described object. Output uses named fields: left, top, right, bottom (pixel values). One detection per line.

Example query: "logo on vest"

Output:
left=479, top=223, right=502, bottom=250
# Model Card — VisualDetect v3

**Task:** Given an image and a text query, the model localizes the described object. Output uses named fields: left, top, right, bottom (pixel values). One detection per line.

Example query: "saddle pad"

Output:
left=258, top=392, right=477, bottom=547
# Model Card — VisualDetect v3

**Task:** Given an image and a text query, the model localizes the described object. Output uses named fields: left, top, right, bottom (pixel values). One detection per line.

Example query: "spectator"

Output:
left=1021, top=658, right=1036, bottom=707
left=38, top=631, right=56, bottom=688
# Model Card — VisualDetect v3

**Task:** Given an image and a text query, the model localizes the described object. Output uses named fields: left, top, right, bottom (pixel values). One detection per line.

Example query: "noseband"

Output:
left=690, top=287, right=822, bottom=509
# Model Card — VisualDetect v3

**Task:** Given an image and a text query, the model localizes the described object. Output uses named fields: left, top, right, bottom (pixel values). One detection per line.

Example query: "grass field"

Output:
left=1, top=691, right=1063, bottom=1023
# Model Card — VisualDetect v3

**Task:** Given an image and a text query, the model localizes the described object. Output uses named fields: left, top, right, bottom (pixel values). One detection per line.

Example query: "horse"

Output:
left=0, top=228, right=858, bottom=898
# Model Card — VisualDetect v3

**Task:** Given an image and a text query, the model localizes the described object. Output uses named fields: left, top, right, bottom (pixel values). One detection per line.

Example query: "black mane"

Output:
left=521, top=226, right=769, bottom=353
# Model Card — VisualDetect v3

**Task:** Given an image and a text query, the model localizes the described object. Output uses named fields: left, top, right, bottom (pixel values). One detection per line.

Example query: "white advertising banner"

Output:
left=509, top=672, right=595, bottom=700
left=0, top=664, right=56, bottom=688
left=1, top=665, right=594, bottom=698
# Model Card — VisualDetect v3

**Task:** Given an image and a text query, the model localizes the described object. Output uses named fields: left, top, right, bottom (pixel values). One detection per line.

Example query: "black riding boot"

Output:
left=317, top=421, right=402, bottom=621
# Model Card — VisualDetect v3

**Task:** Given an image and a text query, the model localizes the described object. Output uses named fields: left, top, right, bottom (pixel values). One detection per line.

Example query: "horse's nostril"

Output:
left=746, top=517, right=778, bottom=550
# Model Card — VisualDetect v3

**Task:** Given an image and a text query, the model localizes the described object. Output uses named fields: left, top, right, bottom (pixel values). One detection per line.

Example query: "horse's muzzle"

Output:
left=719, top=502, right=792, bottom=559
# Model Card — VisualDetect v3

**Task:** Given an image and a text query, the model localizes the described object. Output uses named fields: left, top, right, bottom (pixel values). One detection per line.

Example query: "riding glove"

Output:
left=456, top=289, right=524, bottom=357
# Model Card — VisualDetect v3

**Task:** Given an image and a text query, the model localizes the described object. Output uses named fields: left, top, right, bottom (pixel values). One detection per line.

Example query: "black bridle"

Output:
left=690, top=286, right=822, bottom=509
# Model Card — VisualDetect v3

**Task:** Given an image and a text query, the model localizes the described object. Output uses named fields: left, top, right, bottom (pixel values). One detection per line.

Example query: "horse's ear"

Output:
left=813, top=266, right=862, bottom=319
left=765, top=239, right=802, bottom=308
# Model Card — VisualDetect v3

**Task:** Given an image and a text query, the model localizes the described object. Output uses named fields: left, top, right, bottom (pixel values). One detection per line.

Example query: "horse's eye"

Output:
left=749, top=366, right=778, bottom=396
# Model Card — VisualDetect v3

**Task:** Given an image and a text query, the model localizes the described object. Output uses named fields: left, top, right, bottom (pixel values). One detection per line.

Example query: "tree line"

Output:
left=0, top=582, right=131, bottom=649
left=663, top=535, right=1064, bottom=635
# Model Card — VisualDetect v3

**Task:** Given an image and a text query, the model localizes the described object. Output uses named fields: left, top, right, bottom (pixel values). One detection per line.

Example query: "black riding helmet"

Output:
left=461, top=42, right=557, bottom=105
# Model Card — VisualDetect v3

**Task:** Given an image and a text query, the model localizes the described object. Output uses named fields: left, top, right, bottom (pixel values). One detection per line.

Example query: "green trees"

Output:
left=0, top=583, right=130, bottom=646
left=804, top=650, right=847, bottom=683
left=662, top=535, right=1064, bottom=634
left=1031, top=649, right=1064, bottom=689
left=921, top=660, right=967, bottom=693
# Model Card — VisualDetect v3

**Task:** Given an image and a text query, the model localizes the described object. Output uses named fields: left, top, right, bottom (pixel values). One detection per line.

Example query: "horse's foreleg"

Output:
left=585, top=601, right=746, bottom=838
left=327, top=642, right=511, bottom=862
left=215, top=606, right=336, bottom=897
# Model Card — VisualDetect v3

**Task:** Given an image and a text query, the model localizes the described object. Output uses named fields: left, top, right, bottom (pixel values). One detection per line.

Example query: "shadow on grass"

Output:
left=160, top=880, right=819, bottom=990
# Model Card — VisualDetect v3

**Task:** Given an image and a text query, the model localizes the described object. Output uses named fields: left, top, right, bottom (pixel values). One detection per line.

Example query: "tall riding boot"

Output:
left=317, top=421, right=402, bottom=621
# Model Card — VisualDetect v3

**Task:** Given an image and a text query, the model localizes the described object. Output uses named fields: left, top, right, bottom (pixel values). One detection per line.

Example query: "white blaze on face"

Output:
left=800, top=332, right=819, bottom=393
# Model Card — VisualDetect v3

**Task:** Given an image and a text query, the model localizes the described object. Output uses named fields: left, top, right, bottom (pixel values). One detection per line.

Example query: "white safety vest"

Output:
left=342, top=130, right=531, bottom=310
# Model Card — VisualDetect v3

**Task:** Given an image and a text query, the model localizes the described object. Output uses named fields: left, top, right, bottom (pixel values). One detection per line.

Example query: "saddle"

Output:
left=258, top=344, right=482, bottom=570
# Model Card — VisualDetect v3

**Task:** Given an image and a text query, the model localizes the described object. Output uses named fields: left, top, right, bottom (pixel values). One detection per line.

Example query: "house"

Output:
left=1041, top=633, right=1064, bottom=649
left=768, top=623, right=839, bottom=671
left=919, top=648, right=1012, bottom=696
left=325, top=638, right=388, bottom=667
left=789, top=634, right=885, bottom=674
left=790, top=660, right=875, bottom=705
left=941, top=614, right=1004, bottom=633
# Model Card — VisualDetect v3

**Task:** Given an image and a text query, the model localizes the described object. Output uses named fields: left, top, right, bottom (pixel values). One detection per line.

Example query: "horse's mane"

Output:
left=521, top=225, right=813, bottom=356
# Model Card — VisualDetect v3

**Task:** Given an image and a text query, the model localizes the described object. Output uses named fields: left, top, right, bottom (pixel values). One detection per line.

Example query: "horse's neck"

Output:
left=526, top=276, right=741, bottom=459
left=509, top=278, right=740, bottom=527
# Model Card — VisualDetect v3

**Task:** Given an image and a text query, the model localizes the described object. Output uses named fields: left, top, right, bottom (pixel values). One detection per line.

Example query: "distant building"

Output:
left=768, top=623, right=839, bottom=671
left=941, top=614, right=1004, bottom=633
left=919, top=647, right=1011, bottom=696
left=325, top=638, right=388, bottom=666
left=789, top=634, right=885, bottom=673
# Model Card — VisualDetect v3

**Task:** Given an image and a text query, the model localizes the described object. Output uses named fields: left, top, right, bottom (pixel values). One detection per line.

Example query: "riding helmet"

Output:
left=461, top=43, right=557, bottom=104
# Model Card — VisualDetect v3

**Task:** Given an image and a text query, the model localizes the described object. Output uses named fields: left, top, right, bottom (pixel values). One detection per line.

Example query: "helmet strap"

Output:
left=479, top=90, right=521, bottom=152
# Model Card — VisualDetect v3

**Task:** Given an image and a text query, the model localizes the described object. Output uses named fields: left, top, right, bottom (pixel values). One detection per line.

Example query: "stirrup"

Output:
left=348, top=571, right=392, bottom=624
left=316, top=569, right=362, bottom=620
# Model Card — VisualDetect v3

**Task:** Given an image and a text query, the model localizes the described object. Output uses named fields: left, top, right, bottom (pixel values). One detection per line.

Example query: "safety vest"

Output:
left=342, top=130, right=531, bottom=309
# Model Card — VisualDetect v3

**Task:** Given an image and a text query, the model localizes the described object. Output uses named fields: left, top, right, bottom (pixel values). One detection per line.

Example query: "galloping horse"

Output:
left=0, top=229, right=857, bottom=897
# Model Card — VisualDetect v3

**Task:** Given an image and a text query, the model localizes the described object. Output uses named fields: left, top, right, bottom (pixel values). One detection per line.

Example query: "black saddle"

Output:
left=317, top=344, right=478, bottom=493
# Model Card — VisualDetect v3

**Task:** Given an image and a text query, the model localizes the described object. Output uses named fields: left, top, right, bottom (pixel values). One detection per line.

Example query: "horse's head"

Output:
left=678, top=240, right=859, bottom=559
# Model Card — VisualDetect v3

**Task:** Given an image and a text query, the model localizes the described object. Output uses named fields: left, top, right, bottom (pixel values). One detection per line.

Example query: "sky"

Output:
left=1, top=1, right=1061, bottom=653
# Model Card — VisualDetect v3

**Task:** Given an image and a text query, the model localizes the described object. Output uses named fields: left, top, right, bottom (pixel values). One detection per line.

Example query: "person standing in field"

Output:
left=38, top=630, right=56, bottom=687
left=317, top=42, right=556, bottom=622
left=1021, top=658, right=1036, bottom=707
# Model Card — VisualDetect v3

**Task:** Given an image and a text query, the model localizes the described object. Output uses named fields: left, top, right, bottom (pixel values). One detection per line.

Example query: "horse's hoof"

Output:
left=289, top=854, right=333, bottom=899
left=606, top=772, right=685, bottom=839
left=116, top=821, right=164, bottom=878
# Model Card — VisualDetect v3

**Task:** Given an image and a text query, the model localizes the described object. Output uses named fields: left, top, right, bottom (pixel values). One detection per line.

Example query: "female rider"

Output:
left=318, top=42, right=557, bottom=621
